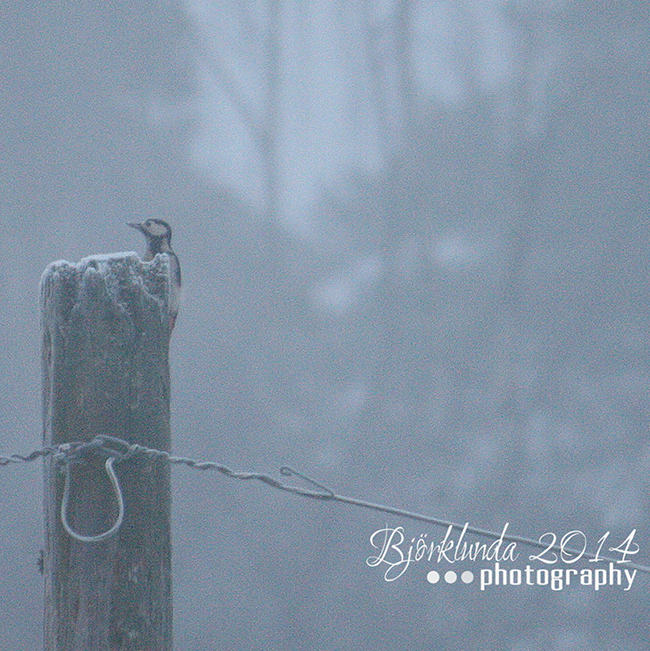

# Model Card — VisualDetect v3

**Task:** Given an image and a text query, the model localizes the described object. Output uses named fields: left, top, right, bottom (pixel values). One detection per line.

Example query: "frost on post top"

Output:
left=39, top=251, right=175, bottom=332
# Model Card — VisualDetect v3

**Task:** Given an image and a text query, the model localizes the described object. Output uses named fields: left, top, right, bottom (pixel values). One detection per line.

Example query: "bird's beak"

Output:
left=127, top=222, right=143, bottom=232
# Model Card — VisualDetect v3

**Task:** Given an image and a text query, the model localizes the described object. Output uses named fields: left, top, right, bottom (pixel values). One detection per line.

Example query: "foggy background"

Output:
left=2, top=0, right=649, bottom=648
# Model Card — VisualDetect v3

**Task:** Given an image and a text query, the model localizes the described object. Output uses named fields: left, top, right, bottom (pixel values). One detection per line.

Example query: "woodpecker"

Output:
left=127, top=218, right=181, bottom=332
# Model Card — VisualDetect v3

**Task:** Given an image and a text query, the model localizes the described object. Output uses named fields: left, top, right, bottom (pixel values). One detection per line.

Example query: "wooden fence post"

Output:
left=40, top=253, right=174, bottom=651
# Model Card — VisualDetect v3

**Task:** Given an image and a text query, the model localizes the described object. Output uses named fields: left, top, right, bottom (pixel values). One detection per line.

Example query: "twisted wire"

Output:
left=2, top=435, right=650, bottom=575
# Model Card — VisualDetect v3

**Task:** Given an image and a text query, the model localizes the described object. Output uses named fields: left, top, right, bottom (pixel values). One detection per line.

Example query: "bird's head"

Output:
left=127, top=218, right=172, bottom=243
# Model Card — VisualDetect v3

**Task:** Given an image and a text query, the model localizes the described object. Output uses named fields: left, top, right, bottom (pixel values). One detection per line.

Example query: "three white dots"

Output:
left=427, top=570, right=474, bottom=584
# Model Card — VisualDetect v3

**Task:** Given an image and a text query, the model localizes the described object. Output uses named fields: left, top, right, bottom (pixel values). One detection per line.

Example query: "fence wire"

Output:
left=2, top=435, right=650, bottom=574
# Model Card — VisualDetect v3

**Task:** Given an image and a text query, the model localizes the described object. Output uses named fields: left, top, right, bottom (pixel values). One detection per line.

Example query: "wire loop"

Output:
left=60, top=456, right=125, bottom=543
left=280, top=466, right=335, bottom=499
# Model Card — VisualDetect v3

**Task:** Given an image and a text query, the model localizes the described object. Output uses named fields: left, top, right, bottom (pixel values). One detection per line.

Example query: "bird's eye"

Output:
left=145, top=219, right=153, bottom=226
